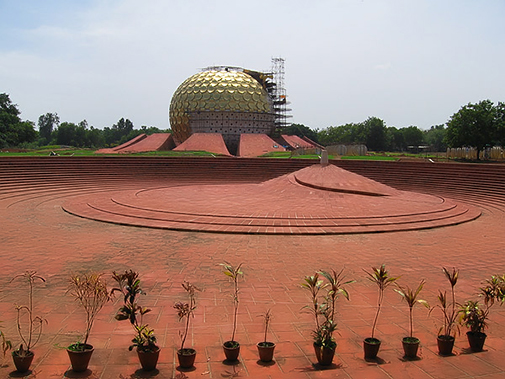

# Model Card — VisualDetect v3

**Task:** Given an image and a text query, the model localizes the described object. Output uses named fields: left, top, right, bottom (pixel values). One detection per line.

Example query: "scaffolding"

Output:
left=270, top=57, right=292, bottom=133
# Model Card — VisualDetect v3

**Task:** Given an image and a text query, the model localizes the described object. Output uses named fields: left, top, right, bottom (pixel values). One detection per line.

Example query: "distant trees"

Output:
left=316, top=118, right=435, bottom=152
left=38, top=112, right=60, bottom=145
left=0, top=93, right=37, bottom=147
left=446, top=100, right=504, bottom=160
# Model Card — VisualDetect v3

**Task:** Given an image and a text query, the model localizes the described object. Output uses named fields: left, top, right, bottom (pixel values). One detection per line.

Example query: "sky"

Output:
left=1, top=0, right=504, bottom=131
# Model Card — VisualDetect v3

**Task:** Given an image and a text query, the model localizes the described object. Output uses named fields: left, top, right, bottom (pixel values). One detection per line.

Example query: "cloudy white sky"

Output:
left=1, top=0, right=504, bottom=131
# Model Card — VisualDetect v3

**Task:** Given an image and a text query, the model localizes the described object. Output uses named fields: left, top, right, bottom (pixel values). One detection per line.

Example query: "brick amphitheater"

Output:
left=1, top=156, right=505, bottom=378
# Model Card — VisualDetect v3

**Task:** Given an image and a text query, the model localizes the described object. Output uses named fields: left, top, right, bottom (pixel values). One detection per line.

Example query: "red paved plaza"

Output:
left=0, top=157, right=504, bottom=379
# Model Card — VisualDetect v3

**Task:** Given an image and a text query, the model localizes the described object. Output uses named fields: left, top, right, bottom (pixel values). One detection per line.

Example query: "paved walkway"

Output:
left=0, top=161, right=504, bottom=378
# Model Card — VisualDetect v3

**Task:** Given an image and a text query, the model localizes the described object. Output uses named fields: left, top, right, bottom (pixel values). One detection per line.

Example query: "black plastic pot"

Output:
left=437, top=335, right=455, bottom=356
left=177, top=348, right=196, bottom=368
left=313, top=343, right=335, bottom=365
left=363, top=337, right=381, bottom=360
left=402, top=337, right=420, bottom=358
left=67, top=343, right=94, bottom=372
left=257, top=342, right=275, bottom=362
left=467, top=331, right=486, bottom=352
left=223, top=340, right=240, bottom=361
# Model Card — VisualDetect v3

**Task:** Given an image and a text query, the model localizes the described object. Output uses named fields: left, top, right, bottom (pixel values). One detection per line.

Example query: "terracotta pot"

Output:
left=177, top=348, right=196, bottom=368
left=313, top=343, right=335, bottom=365
left=467, top=331, right=486, bottom=352
left=12, top=350, right=34, bottom=373
left=257, top=342, right=275, bottom=362
left=363, top=337, right=381, bottom=360
left=223, top=340, right=240, bottom=361
left=67, top=343, right=94, bottom=372
left=137, top=347, right=160, bottom=371
left=437, top=335, right=455, bottom=356
left=402, top=337, right=420, bottom=358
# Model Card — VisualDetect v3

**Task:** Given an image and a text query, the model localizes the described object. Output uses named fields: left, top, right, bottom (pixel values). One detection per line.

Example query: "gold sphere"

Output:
left=169, top=69, right=272, bottom=143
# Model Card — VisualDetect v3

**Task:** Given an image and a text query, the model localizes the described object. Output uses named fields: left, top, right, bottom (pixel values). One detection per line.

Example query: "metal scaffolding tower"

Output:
left=270, top=57, right=292, bottom=133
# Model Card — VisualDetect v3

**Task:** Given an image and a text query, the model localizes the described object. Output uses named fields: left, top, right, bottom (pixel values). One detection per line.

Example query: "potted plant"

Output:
left=67, top=272, right=111, bottom=372
left=363, top=264, right=398, bottom=360
left=111, top=270, right=160, bottom=371
left=256, top=309, right=275, bottom=362
left=460, top=274, right=505, bottom=352
left=174, top=281, right=200, bottom=368
left=459, top=300, right=487, bottom=352
left=10, top=271, right=46, bottom=373
left=430, top=267, right=459, bottom=355
left=394, top=280, right=429, bottom=358
left=301, top=269, right=352, bottom=365
left=220, top=262, right=243, bottom=362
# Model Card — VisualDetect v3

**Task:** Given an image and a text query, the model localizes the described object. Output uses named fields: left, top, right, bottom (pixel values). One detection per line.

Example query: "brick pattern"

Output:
left=0, top=157, right=504, bottom=378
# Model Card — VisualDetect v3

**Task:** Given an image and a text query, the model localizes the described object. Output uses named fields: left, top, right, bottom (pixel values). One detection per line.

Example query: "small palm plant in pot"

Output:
left=460, top=274, right=505, bottom=352
left=67, top=272, right=111, bottom=372
left=111, top=270, right=159, bottom=371
left=256, top=309, right=275, bottom=362
left=220, top=262, right=243, bottom=362
left=363, top=264, right=398, bottom=360
left=174, top=281, right=200, bottom=368
left=394, top=280, right=429, bottom=358
left=10, top=271, right=46, bottom=373
left=430, top=267, right=459, bottom=356
left=301, top=269, right=353, bottom=366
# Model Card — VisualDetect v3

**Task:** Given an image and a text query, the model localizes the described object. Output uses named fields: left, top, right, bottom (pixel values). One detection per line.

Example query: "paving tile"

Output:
left=1, top=158, right=505, bottom=378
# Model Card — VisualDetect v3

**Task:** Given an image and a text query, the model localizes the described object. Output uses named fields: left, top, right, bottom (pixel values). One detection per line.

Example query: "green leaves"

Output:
left=442, top=267, right=459, bottom=288
left=302, top=268, right=353, bottom=346
left=111, top=270, right=157, bottom=351
left=395, top=280, right=428, bottom=309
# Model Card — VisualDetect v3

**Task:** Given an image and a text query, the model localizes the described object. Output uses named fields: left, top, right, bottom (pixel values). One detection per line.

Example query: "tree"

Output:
left=446, top=100, right=498, bottom=160
left=0, top=93, right=37, bottom=147
left=495, top=102, right=505, bottom=147
left=104, top=118, right=134, bottom=145
left=364, top=117, right=387, bottom=151
left=424, top=125, right=447, bottom=152
left=38, top=113, right=59, bottom=145
left=385, top=126, right=405, bottom=151
left=401, top=126, right=424, bottom=148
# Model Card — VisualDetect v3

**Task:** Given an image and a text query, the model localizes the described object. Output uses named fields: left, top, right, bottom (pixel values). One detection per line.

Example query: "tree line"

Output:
left=1, top=93, right=504, bottom=158
left=0, top=93, right=168, bottom=149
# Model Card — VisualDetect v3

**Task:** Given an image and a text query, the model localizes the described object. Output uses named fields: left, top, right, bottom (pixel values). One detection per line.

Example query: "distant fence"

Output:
left=446, top=146, right=505, bottom=160
left=325, top=144, right=368, bottom=156
left=290, top=144, right=367, bottom=157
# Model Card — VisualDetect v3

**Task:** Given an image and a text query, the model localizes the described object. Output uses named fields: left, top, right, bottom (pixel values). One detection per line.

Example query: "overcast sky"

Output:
left=1, top=0, right=504, bottom=131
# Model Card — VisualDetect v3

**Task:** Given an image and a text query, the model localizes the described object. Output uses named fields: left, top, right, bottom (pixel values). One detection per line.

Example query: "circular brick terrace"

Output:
left=62, top=164, right=480, bottom=234
left=0, top=156, right=504, bottom=379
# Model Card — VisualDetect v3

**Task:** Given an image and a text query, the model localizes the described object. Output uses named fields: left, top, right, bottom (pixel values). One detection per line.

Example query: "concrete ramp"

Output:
left=282, top=134, right=318, bottom=149
left=95, top=133, right=174, bottom=154
left=173, top=133, right=231, bottom=156
left=238, top=134, right=286, bottom=157
left=119, top=133, right=174, bottom=152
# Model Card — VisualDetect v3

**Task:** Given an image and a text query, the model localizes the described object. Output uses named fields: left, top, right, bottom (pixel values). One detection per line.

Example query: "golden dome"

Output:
left=169, top=69, right=273, bottom=142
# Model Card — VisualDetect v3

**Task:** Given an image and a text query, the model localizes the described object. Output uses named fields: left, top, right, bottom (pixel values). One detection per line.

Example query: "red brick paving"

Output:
left=238, top=134, right=286, bottom=158
left=61, top=165, right=480, bottom=235
left=0, top=157, right=504, bottom=378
